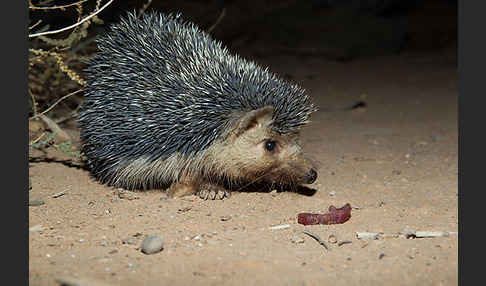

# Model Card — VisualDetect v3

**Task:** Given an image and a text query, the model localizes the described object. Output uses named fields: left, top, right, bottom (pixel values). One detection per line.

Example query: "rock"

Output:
left=141, top=235, right=164, bottom=255
left=159, top=193, right=170, bottom=200
left=220, top=215, right=231, bottom=221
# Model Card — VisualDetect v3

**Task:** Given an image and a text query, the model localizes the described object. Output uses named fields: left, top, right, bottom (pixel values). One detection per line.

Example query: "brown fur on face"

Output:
left=205, top=106, right=317, bottom=189
left=108, top=106, right=317, bottom=197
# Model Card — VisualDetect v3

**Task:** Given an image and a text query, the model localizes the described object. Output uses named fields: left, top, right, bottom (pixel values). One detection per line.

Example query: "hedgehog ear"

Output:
left=233, top=106, right=274, bottom=137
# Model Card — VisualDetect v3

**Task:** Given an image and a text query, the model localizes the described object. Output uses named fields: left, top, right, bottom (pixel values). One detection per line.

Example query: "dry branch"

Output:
left=29, top=0, right=114, bottom=38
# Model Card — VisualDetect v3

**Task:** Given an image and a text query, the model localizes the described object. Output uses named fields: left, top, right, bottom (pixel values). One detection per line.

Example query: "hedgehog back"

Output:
left=78, top=11, right=315, bottom=176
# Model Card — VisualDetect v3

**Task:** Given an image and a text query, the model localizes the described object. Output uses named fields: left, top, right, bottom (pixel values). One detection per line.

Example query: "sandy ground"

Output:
left=29, top=47, right=457, bottom=285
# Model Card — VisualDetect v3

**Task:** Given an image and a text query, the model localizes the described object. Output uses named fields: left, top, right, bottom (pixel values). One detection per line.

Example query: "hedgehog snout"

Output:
left=305, top=168, right=318, bottom=184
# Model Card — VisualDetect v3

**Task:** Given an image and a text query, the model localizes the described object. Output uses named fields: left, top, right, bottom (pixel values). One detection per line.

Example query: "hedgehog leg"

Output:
left=197, top=183, right=231, bottom=200
left=166, top=182, right=199, bottom=198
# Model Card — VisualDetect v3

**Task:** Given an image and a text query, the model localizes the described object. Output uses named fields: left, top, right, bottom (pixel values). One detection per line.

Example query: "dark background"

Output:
left=30, top=0, right=457, bottom=63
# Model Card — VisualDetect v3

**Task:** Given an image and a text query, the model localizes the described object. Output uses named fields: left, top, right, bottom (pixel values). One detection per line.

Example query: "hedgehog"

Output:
left=78, top=11, right=318, bottom=200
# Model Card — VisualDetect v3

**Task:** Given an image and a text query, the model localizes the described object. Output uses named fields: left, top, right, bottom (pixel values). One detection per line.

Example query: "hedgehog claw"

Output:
left=197, top=184, right=231, bottom=200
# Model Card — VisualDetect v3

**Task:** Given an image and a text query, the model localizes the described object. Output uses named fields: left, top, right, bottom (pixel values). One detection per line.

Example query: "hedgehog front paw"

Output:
left=197, top=183, right=231, bottom=200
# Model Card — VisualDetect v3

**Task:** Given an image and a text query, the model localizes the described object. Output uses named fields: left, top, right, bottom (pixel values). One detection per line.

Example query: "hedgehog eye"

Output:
left=264, top=140, right=277, bottom=152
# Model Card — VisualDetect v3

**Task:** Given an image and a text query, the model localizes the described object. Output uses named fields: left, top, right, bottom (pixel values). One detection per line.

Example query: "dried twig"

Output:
left=29, top=0, right=114, bottom=38
left=356, top=232, right=382, bottom=240
left=30, top=132, right=47, bottom=146
left=337, top=240, right=352, bottom=246
left=38, top=114, right=72, bottom=142
left=303, top=231, right=328, bottom=250
left=29, top=89, right=38, bottom=116
left=54, top=106, right=81, bottom=124
left=29, top=0, right=89, bottom=10
left=29, top=89, right=83, bottom=121
left=51, top=191, right=66, bottom=198
left=357, top=230, right=457, bottom=240
left=207, top=8, right=226, bottom=33
left=137, top=0, right=153, bottom=18
left=414, top=231, right=456, bottom=238
left=268, top=224, right=290, bottom=230
left=29, top=20, right=43, bottom=30
left=30, top=48, right=86, bottom=85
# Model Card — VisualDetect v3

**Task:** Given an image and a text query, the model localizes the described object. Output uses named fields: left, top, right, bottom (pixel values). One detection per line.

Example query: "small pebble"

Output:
left=141, top=235, right=164, bottom=255
left=220, top=215, right=231, bottom=221
left=133, top=232, right=144, bottom=237
left=160, top=194, right=170, bottom=200
left=329, top=191, right=336, bottom=197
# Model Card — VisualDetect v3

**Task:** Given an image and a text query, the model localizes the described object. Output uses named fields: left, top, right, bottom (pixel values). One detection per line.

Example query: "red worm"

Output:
left=297, top=203, right=352, bottom=225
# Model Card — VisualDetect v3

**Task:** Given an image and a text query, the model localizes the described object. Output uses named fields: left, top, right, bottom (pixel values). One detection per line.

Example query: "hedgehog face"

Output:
left=253, top=131, right=318, bottom=187
left=209, top=106, right=317, bottom=188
